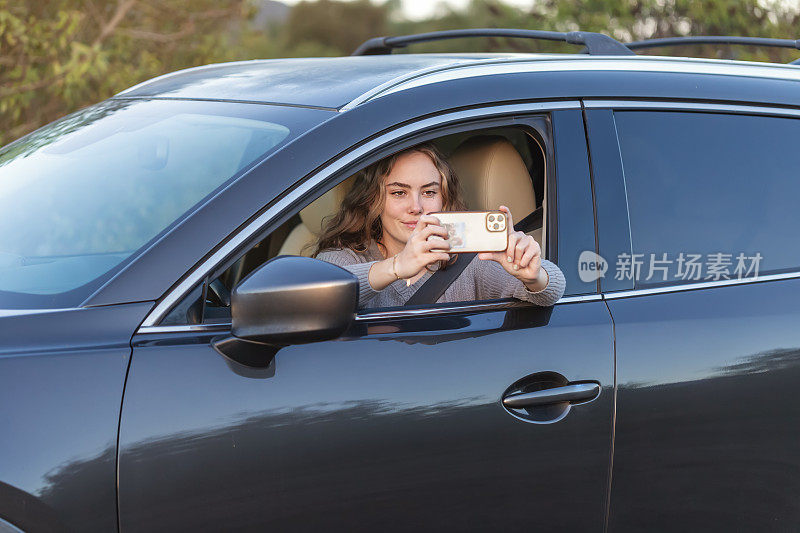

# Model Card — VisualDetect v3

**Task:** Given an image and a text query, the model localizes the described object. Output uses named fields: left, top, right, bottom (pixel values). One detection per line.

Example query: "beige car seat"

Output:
left=278, top=179, right=352, bottom=256
left=449, top=135, right=543, bottom=248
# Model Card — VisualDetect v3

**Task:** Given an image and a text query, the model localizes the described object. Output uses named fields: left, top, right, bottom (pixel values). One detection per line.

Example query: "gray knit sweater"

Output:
left=317, top=241, right=566, bottom=309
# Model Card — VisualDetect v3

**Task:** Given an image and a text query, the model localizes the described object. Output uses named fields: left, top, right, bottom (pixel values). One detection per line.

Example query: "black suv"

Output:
left=1, top=29, right=799, bottom=531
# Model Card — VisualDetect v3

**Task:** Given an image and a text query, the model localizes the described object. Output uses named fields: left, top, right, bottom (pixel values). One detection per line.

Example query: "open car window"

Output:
left=162, top=124, right=552, bottom=326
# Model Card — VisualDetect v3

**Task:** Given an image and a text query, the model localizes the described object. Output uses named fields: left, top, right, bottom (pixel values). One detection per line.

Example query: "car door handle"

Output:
left=502, top=382, right=600, bottom=409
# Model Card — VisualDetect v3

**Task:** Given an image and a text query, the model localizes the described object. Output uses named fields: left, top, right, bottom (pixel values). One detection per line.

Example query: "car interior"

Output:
left=198, top=125, right=548, bottom=323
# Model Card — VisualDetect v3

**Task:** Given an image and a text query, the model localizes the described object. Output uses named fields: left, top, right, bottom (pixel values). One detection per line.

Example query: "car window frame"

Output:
left=139, top=100, right=593, bottom=332
left=199, top=117, right=554, bottom=323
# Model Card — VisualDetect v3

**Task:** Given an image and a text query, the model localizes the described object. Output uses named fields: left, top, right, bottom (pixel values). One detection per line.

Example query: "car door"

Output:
left=585, top=103, right=800, bottom=530
left=118, top=106, right=615, bottom=531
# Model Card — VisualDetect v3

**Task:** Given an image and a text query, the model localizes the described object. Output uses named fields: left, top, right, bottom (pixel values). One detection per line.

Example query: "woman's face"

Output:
left=380, top=151, right=443, bottom=251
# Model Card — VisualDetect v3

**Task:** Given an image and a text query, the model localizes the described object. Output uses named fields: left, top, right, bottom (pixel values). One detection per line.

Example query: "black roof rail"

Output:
left=351, top=28, right=634, bottom=56
left=624, top=36, right=800, bottom=64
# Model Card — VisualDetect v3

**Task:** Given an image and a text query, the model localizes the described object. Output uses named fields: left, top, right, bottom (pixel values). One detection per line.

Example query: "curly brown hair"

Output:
left=313, top=143, right=466, bottom=258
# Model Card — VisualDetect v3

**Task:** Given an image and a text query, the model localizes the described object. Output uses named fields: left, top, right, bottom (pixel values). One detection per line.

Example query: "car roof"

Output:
left=117, top=53, right=800, bottom=110
left=116, top=54, right=524, bottom=109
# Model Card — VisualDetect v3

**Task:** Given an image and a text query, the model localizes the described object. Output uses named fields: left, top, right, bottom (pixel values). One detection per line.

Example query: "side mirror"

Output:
left=212, top=255, right=358, bottom=367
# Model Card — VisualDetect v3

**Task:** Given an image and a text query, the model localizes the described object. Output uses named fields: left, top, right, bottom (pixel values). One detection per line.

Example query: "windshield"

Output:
left=0, top=99, right=316, bottom=309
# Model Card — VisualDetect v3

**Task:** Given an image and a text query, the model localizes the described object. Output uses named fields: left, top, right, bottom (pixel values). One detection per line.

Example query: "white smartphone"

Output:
left=427, top=211, right=508, bottom=253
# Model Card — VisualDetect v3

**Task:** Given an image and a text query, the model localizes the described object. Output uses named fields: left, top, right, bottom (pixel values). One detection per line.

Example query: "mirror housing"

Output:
left=212, top=255, right=359, bottom=366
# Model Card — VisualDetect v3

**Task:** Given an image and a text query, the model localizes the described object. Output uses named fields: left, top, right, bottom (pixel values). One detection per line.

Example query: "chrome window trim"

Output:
left=0, top=307, right=74, bottom=318
left=603, top=270, right=800, bottom=300
left=139, top=100, right=582, bottom=328
left=137, top=323, right=232, bottom=335
left=557, top=293, right=603, bottom=303
left=583, top=100, right=800, bottom=116
left=364, top=57, right=800, bottom=105
left=354, top=294, right=601, bottom=321
left=136, top=294, right=600, bottom=335
left=0, top=517, right=24, bottom=533
left=355, top=301, right=521, bottom=321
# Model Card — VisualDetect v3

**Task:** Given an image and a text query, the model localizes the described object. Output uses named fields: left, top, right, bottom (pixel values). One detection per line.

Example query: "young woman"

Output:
left=313, top=143, right=566, bottom=309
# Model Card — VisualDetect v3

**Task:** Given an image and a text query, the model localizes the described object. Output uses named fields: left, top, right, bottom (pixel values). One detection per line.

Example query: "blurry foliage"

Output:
left=287, top=0, right=390, bottom=55
left=396, top=0, right=800, bottom=57
left=0, top=0, right=249, bottom=145
left=2, top=0, right=800, bottom=145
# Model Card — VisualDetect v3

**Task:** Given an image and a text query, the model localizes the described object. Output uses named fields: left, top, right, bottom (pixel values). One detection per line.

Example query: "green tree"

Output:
left=284, top=0, right=391, bottom=55
left=541, top=0, right=800, bottom=61
left=0, top=0, right=250, bottom=145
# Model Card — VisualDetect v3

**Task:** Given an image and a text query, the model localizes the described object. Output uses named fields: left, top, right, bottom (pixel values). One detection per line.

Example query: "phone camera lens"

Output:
left=488, top=215, right=495, bottom=222
left=497, top=215, right=504, bottom=222
left=493, top=223, right=500, bottom=230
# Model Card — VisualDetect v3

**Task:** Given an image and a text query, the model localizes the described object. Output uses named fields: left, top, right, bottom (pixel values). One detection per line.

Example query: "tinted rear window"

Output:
left=616, top=110, right=799, bottom=288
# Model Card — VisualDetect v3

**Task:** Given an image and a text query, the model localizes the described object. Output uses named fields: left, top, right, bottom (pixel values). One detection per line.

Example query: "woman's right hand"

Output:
left=393, top=214, right=451, bottom=280
left=367, top=215, right=451, bottom=291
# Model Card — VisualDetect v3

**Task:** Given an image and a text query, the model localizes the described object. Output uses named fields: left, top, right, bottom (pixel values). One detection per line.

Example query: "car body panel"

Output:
left=553, top=108, right=600, bottom=295
left=585, top=105, right=800, bottom=530
left=606, top=280, right=800, bottom=530
left=120, top=302, right=614, bottom=531
left=0, top=302, right=153, bottom=532
left=583, top=108, right=634, bottom=293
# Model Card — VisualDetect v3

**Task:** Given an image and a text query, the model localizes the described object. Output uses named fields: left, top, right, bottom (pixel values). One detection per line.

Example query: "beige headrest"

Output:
left=450, top=136, right=537, bottom=221
left=299, top=179, right=352, bottom=235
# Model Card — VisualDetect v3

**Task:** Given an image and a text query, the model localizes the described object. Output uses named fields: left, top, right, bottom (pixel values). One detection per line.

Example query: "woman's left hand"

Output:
left=477, top=205, right=549, bottom=292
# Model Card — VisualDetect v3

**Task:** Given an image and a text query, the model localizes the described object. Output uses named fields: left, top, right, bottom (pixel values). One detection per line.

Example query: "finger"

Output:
left=505, top=231, right=519, bottom=264
left=423, top=252, right=450, bottom=265
left=418, top=214, right=441, bottom=228
left=499, top=205, right=514, bottom=233
left=418, top=224, right=448, bottom=241
left=410, top=216, right=430, bottom=234
left=518, top=236, right=539, bottom=268
left=412, top=225, right=436, bottom=244
left=478, top=251, right=504, bottom=262
left=513, top=234, right=529, bottom=266
left=423, top=237, right=450, bottom=252
left=527, top=238, right=542, bottom=266
left=519, top=245, right=537, bottom=269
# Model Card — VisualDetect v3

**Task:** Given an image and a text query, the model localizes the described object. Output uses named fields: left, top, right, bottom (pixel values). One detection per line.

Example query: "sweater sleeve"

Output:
left=315, top=248, right=381, bottom=307
left=474, top=258, right=566, bottom=306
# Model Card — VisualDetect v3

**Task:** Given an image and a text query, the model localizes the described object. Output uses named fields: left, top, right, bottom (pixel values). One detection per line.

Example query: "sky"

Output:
left=398, top=0, right=532, bottom=19
left=277, top=0, right=535, bottom=20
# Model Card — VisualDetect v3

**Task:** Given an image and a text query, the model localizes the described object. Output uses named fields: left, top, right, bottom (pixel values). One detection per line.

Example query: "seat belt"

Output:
left=403, top=206, right=543, bottom=306
left=514, top=206, right=542, bottom=233
left=404, top=252, right=477, bottom=306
